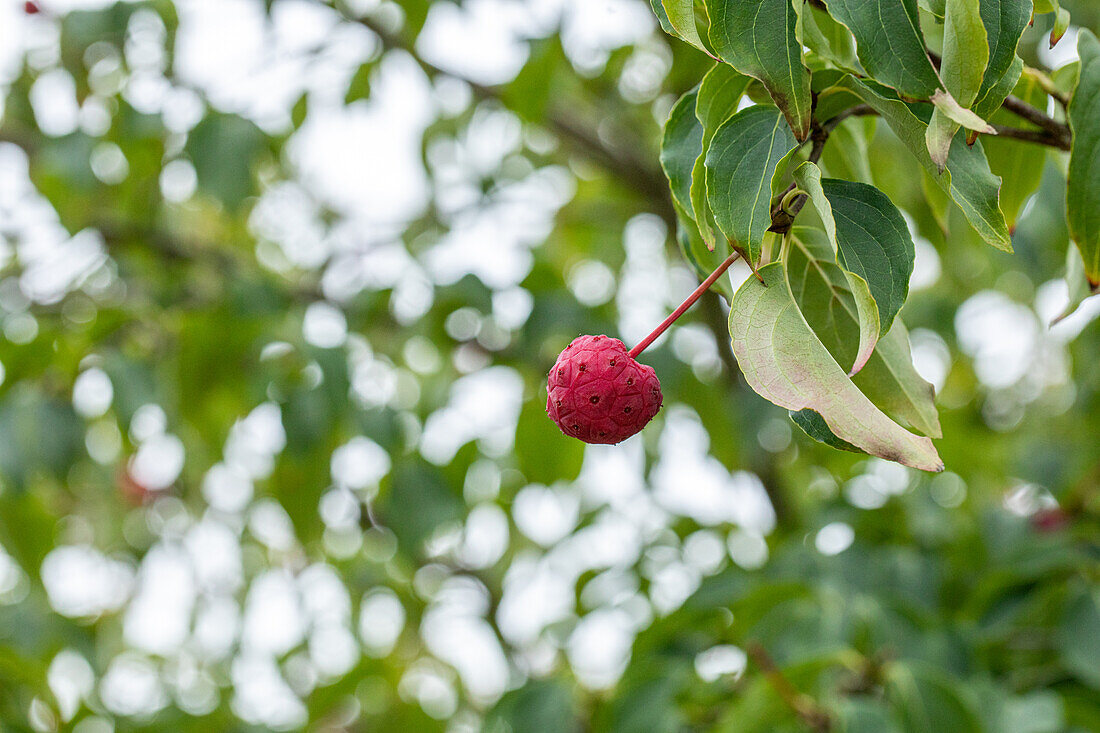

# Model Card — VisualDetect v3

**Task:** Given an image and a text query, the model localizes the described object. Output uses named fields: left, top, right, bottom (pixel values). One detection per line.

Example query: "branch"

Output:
left=747, top=643, right=832, bottom=733
left=1001, top=94, right=1072, bottom=145
left=769, top=118, right=830, bottom=235
left=928, top=49, right=1071, bottom=143
left=768, top=88, right=1073, bottom=234
left=989, top=123, right=1071, bottom=151
left=347, top=11, right=677, bottom=228
left=701, top=289, right=738, bottom=376
left=821, top=104, right=875, bottom=134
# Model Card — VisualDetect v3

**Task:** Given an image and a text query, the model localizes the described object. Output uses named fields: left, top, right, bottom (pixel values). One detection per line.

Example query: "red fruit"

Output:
left=1030, top=507, right=1069, bottom=533
left=546, top=334, right=662, bottom=444
left=24, top=1, right=40, bottom=14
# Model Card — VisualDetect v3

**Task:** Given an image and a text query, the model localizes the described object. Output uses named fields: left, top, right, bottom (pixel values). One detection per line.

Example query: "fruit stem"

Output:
left=628, top=251, right=741, bottom=359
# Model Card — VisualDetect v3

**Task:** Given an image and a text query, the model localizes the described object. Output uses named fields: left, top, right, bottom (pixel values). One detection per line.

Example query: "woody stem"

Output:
left=629, top=251, right=742, bottom=359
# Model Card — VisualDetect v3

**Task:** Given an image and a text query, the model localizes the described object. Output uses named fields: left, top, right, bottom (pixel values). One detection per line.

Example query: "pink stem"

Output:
left=628, top=251, right=741, bottom=359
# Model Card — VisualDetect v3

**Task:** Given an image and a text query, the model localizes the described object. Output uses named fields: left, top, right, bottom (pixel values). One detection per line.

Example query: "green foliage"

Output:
left=926, top=0, right=990, bottom=170
left=704, top=0, right=812, bottom=141
left=729, top=264, right=942, bottom=470
left=184, top=112, right=266, bottom=211
left=825, top=0, right=940, bottom=97
left=973, top=0, right=1032, bottom=112
left=1067, top=29, right=1100, bottom=288
left=832, top=76, right=1013, bottom=250
left=704, top=106, right=797, bottom=264
left=654, top=0, right=1097, bottom=470
left=0, top=0, right=1098, bottom=731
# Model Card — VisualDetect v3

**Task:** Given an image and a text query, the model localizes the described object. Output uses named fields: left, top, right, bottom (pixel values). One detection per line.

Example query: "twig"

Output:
left=1023, top=66, right=1071, bottom=109
left=747, top=643, right=832, bottom=732
left=629, top=251, right=740, bottom=357
left=1001, top=94, right=1072, bottom=142
left=768, top=119, right=829, bottom=234
left=925, top=50, right=1070, bottom=145
left=989, top=123, right=1071, bottom=150
left=821, top=104, right=875, bottom=133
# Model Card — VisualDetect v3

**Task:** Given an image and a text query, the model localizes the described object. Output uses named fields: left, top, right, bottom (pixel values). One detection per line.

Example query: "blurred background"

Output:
left=0, top=0, right=1098, bottom=731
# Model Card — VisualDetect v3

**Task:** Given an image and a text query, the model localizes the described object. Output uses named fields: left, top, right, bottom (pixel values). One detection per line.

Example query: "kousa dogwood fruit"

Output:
left=547, top=251, right=739, bottom=444
left=546, top=335, right=662, bottom=444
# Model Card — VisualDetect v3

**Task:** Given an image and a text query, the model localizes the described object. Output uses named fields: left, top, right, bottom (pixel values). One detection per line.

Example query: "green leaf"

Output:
left=853, top=320, right=942, bottom=438
left=1058, top=586, right=1100, bottom=689
left=927, top=89, right=997, bottom=172
left=830, top=76, right=1013, bottom=251
left=650, top=0, right=676, bottom=36
left=919, top=0, right=946, bottom=17
left=785, top=224, right=880, bottom=375
left=790, top=409, right=862, bottom=452
left=185, top=112, right=265, bottom=211
left=291, top=92, right=308, bottom=129
left=1067, top=29, right=1100, bottom=288
left=793, top=169, right=916, bottom=346
left=820, top=116, right=876, bottom=184
left=696, top=64, right=752, bottom=138
left=940, top=0, right=989, bottom=106
left=691, top=64, right=752, bottom=249
left=705, top=106, right=798, bottom=265
left=887, top=665, right=983, bottom=733
left=796, top=3, right=861, bottom=74
left=1053, top=244, right=1099, bottom=324
left=660, top=0, right=710, bottom=53
left=822, top=178, right=916, bottom=337
left=728, top=263, right=943, bottom=471
left=789, top=170, right=881, bottom=374
left=704, top=0, right=812, bottom=141
left=972, top=0, right=1032, bottom=115
left=661, top=89, right=703, bottom=216
left=926, top=0, right=990, bottom=169
left=784, top=223, right=939, bottom=438
left=983, top=70, right=1048, bottom=231
left=973, top=54, right=1024, bottom=122
left=791, top=324, right=942, bottom=444
left=1050, top=7, right=1070, bottom=49
left=823, top=0, right=940, bottom=98
left=922, top=168, right=953, bottom=233
left=931, top=90, right=996, bottom=133
left=345, top=62, right=373, bottom=104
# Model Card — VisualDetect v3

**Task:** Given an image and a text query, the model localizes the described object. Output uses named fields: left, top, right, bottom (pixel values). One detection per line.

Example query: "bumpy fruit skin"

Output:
left=546, top=334, right=662, bottom=444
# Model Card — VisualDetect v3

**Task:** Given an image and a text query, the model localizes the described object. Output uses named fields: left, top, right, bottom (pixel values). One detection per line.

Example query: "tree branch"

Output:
left=701, top=289, right=738, bottom=376
left=821, top=104, right=875, bottom=134
left=1001, top=94, right=1072, bottom=145
left=747, top=643, right=832, bottom=732
left=989, top=123, right=1071, bottom=150
left=768, top=117, right=831, bottom=235
left=928, top=49, right=1071, bottom=143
